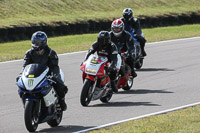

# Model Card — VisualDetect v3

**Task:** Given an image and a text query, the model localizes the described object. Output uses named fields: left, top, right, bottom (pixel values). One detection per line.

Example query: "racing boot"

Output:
left=141, top=49, right=147, bottom=57
left=131, top=69, right=137, bottom=78
left=59, top=98, right=67, bottom=111
left=141, top=45, right=147, bottom=57
left=111, top=80, right=118, bottom=93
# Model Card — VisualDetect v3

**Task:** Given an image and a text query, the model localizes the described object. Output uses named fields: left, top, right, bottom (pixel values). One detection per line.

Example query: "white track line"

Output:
left=74, top=102, right=200, bottom=133
left=0, top=36, right=200, bottom=65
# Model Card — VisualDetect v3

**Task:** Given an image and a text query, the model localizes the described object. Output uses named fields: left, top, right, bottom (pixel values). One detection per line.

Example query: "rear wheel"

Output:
left=80, top=79, right=93, bottom=106
left=47, top=110, right=63, bottom=127
left=135, top=58, right=143, bottom=69
left=100, top=91, right=113, bottom=103
left=24, top=101, right=39, bottom=132
left=122, top=76, right=134, bottom=90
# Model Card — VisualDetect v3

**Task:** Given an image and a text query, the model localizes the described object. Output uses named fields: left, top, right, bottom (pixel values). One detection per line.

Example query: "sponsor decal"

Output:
left=28, top=79, right=34, bottom=87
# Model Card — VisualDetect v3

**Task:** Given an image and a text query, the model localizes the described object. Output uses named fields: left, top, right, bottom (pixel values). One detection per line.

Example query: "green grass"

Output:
left=0, top=0, right=200, bottom=28
left=1, top=24, right=200, bottom=62
left=89, top=105, right=200, bottom=133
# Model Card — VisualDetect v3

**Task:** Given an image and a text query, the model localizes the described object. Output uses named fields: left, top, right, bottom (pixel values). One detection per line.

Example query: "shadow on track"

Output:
left=37, top=125, right=94, bottom=133
left=117, top=89, right=173, bottom=94
left=91, top=101, right=160, bottom=107
left=136, top=68, right=174, bottom=72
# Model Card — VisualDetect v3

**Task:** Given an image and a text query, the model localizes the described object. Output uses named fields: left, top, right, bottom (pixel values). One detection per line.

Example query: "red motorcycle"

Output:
left=80, top=53, right=134, bottom=106
left=80, top=54, right=114, bottom=106
left=116, top=52, right=134, bottom=91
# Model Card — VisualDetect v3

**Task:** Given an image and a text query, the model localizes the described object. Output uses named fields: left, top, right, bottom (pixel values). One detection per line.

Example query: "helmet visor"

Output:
left=124, top=14, right=131, bottom=20
left=112, top=27, right=123, bottom=33
left=98, top=38, right=110, bottom=47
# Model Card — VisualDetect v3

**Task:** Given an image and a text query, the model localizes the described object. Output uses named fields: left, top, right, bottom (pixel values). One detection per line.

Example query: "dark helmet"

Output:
left=31, top=31, right=47, bottom=51
left=111, top=19, right=124, bottom=37
left=123, top=8, right=133, bottom=21
left=97, top=31, right=111, bottom=47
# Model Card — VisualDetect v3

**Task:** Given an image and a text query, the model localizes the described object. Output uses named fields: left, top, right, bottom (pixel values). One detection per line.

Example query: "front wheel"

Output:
left=80, top=79, right=94, bottom=106
left=122, top=76, right=134, bottom=90
left=24, top=101, right=39, bottom=132
left=100, top=91, right=113, bottom=103
left=47, top=110, right=63, bottom=127
left=135, top=58, right=143, bottom=69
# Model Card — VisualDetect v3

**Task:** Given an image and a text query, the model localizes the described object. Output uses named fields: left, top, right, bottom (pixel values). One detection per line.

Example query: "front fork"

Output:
left=20, top=92, right=41, bottom=118
left=87, top=76, right=97, bottom=95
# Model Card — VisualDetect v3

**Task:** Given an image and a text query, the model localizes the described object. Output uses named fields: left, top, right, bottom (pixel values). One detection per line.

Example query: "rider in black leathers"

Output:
left=17, top=31, right=68, bottom=111
left=121, top=8, right=147, bottom=56
left=84, top=31, right=119, bottom=93
left=110, top=19, right=137, bottom=78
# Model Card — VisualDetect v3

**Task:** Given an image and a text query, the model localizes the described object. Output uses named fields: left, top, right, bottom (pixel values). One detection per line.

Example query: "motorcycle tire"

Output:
left=122, top=76, right=134, bottom=90
left=80, top=79, right=93, bottom=106
left=100, top=91, right=113, bottom=103
left=24, top=101, right=38, bottom=132
left=135, top=58, right=143, bottom=69
left=47, top=110, right=63, bottom=127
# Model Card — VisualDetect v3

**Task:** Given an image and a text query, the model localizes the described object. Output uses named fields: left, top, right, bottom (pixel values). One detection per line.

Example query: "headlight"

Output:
left=86, top=68, right=97, bottom=74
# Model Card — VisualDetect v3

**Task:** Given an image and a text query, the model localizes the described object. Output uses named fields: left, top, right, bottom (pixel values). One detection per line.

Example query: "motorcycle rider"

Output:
left=110, top=19, right=137, bottom=78
left=17, top=31, right=68, bottom=111
left=121, top=8, right=147, bottom=56
left=84, top=31, right=119, bottom=93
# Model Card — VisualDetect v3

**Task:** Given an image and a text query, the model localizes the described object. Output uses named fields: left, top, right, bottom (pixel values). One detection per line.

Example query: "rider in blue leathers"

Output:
left=121, top=8, right=147, bottom=56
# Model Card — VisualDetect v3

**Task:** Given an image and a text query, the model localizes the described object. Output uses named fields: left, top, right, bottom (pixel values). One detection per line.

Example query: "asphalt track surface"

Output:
left=0, top=37, right=200, bottom=133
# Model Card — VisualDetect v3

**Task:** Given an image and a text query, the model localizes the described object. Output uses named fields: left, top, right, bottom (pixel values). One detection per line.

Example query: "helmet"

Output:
left=123, top=8, right=133, bottom=21
left=31, top=31, right=47, bottom=51
left=111, top=19, right=124, bottom=37
left=97, top=31, right=111, bottom=47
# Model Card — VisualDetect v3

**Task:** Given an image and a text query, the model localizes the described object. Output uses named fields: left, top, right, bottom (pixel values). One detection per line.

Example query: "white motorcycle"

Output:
left=16, top=64, right=65, bottom=132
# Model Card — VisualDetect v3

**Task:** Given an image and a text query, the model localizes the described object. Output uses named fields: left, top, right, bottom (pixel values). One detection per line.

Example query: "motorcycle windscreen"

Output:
left=24, top=64, right=48, bottom=78
left=22, top=64, right=49, bottom=91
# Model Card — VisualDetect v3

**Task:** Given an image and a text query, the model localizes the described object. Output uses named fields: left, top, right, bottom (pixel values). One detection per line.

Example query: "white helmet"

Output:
left=111, top=19, right=124, bottom=37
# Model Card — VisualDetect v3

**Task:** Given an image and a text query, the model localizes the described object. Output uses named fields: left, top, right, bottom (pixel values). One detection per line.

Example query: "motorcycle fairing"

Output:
left=85, top=55, right=108, bottom=76
left=43, top=87, right=57, bottom=107
left=17, top=77, right=25, bottom=89
left=22, top=64, right=49, bottom=91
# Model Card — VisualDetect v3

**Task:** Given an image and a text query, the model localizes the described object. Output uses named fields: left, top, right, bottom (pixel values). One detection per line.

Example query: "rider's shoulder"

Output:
left=110, top=42, right=117, bottom=48
left=110, top=42, right=115, bottom=46
left=25, top=49, right=33, bottom=55
left=46, top=47, right=58, bottom=59
left=93, top=41, right=98, bottom=46
left=124, top=30, right=131, bottom=36
left=91, top=41, right=99, bottom=49
left=109, top=31, right=114, bottom=36
left=120, top=17, right=125, bottom=21
left=132, top=17, right=138, bottom=22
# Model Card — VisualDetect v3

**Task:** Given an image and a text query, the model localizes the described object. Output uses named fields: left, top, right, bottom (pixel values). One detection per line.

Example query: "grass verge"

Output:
left=0, top=0, right=200, bottom=28
left=1, top=24, right=200, bottom=62
left=89, top=105, right=200, bottom=133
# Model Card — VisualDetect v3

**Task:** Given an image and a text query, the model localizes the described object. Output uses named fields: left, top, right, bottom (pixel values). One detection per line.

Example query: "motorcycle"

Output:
left=115, top=43, right=134, bottom=91
left=16, top=64, right=64, bottom=132
left=116, top=52, right=134, bottom=90
left=127, top=27, right=144, bottom=69
left=80, top=54, right=121, bottom=106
